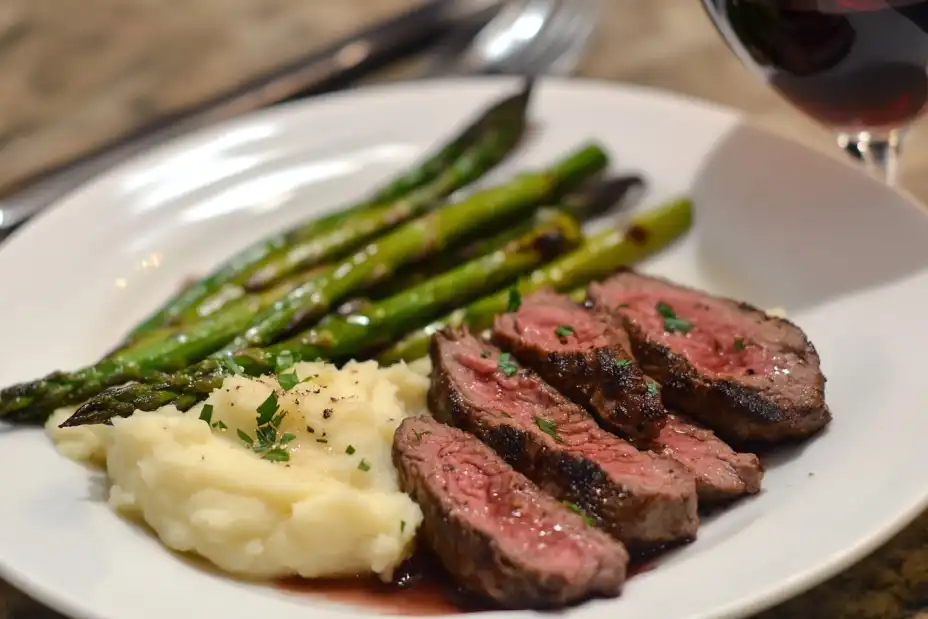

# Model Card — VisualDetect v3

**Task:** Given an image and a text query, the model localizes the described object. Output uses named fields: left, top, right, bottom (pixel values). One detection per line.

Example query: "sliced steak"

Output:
left=590, top=269, right=831, bottom=444
left=653, top=413, right=764, bottom=504
left=428, top=327, right=698, bottom=553
left=492, top=289, right=665, bottom=441
left=393, top=416, right=628, bottom=609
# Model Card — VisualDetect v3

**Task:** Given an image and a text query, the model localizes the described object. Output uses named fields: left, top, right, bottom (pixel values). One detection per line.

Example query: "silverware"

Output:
left=423, top=0, right=601, bottom=77
left=0, top=0, right=603, bottom=237
left=0, top=0, right=504, bottom=234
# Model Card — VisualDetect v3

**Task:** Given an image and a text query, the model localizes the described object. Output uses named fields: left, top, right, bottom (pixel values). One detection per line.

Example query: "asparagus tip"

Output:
left=584, top=174, right=648, bottom=219
left=58, top=407, right=96, bottom=428
left=59, top=383, right=137, bottom=428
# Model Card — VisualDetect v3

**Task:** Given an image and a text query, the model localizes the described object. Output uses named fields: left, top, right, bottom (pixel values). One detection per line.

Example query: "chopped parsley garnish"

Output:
left=358, top=459, right=371, bottom=472
left=614, top=359, right=632, bottom=370
left=618, top=303, right=630, bottom=309
left=413, top=430, right=431, bottom=442
left=563, top=501, right=595, bottom=526
left=256, top=392, right=279, bottom=425
left=554, top=325, right=575, bottom=337
left=507, top=288, right=522, bottom=313
left=345, top=444, right=356, bottom=455
left=263, top=449, right=290, bottom=462
left=199, top=404, right=227, bottom=430
left=198, top=404, right=213, bottom=424
left=236, top=392, right=295, bottom=462
left=733, top=337, right=755, bottom=352
left=646, top=380, right=659, bottom=396
left=664, top=317, right=693, bottom=333
left=656, top=302, right=675, bottom=318
left=401, top=520, right=407, bottom=533
left=656, top=301, right=692, bottom=334
left=277, top=371, right=301, bottom=391
left=316, top=438, right=328, bottom=444
left=534, top=416, right=564, bottom=443
left=497, top=352, right=518, bottom=377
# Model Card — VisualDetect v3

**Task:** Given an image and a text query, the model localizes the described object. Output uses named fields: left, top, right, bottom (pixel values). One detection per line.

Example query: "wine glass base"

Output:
left=837, top=129, right=904, bottom=186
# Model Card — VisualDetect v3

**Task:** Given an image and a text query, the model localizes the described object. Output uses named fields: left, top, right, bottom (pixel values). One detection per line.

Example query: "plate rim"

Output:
left=6, top=75, right=927, bottom=250
left=2, top=75, right=927, bottom=619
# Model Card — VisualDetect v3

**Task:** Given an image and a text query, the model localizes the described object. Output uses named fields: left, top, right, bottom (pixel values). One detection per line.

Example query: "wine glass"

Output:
left=701, top=0, right=928, bottom=185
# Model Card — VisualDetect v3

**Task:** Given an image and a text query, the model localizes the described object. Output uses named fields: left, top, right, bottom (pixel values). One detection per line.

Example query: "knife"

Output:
left=0, top=0, right=504, bottom=235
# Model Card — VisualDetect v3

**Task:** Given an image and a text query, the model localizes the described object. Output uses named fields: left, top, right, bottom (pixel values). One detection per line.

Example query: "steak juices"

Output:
left=392, top=269, right=829, bottom=609
left=393, top=416, right=628, bottom=609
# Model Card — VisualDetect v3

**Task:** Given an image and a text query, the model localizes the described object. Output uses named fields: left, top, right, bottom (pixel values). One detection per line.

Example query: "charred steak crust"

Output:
left=653, top=413, right=764, bottom=504
left=393, top=416, right=628, bottom=609
left=492, top=290, right=665, bottom=441
left=428, top=327, right=699, bottom=553
left=590, top=269, right=831, bottom=444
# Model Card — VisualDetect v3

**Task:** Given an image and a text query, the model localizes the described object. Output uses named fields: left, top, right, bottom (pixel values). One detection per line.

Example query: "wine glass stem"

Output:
left=838, top=129, right=904, bottom=186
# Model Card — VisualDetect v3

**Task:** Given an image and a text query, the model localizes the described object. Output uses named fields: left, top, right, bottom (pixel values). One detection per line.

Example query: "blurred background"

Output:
left=7, top=0, right=928, bottom=237
left=1, top=0, right=927, bottom=617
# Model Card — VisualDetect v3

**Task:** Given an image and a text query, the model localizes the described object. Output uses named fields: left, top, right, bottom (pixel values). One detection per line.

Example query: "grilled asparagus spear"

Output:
left=376, top=196, right=694, bottom=364
left=59, top=198, right=690, bottom=427
left=59, top=211, right=583, bottom=426
left=0, top=144, right=606, bottom=422
left=126, top=81, right=534, bottom=339
left=103, top=265, right=333, bottom=359
left=145, top=172, right=636, bottom=327
left=242, top=92, right=536, bottom=292
left=361, top=174, right=645, bottom=301
left=213, top=143, right=608, bottom=354
left=0, top=269, right=331, bottom=418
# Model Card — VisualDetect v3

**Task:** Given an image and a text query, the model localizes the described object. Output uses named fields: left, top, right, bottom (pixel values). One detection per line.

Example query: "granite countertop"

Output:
left=2, top=0, right=928, bottom=617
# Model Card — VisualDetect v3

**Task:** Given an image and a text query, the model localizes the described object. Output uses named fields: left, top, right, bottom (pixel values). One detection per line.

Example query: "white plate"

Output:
left=1, top=77, right=928, bottom=619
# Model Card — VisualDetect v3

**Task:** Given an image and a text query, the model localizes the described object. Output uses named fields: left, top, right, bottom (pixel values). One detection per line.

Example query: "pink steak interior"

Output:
left=601, top=287, right=777, bottom=379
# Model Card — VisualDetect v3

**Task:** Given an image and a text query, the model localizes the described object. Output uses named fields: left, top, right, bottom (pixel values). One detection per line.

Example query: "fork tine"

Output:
left=505, top=0, right=599, bottom=76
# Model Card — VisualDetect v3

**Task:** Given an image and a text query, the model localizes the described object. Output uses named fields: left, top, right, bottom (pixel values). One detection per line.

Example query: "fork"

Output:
left=423, top=0, right=602, bottom=77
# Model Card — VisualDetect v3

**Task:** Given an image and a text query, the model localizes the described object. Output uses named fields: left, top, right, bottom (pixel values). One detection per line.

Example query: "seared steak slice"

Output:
left=590, top=270, right=831, bottom=444
left=428, top=327, right=698, bottom=553
left=653, top=413, right=764, bottom=503
left=492, top=289, right=665, bottom=441
left=393, top=416, right=628, bottom=609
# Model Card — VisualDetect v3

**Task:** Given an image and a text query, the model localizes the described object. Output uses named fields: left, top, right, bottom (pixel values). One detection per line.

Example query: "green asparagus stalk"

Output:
left=103, top=265, right=333, bottom=360
left=125, top=81, right=535, bottom=339
left=360, top=174, right=646, bottom=301
left=376, top=196, right=694, bottom=364
left=213, top=143, right=608, bottom=354
left=566, top=287, right=589, bottom=304
left=0, top=267, right=333, bottom=418
left=60, top=211, right=584, bottom=426
left=0, top=144, right=606, bottom=423
left=356, top=208, right=569, bottom=304
left=57, top=198, right=687, bottom=427
left=242, top=93, right=535, bottom=292
left=172, top=265, right=332, bottom=327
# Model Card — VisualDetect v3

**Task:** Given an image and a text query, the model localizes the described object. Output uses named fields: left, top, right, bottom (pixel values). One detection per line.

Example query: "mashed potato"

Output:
left=46, top=360, right=430, bottom=581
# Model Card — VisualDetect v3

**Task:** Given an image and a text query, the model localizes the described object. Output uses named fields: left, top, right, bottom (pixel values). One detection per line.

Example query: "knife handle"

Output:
left=0, top=0, right=502, bottom=233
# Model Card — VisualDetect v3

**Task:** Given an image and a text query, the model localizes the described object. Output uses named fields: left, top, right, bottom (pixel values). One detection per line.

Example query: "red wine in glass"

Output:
left=701, top=0, right=928, bottom=183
